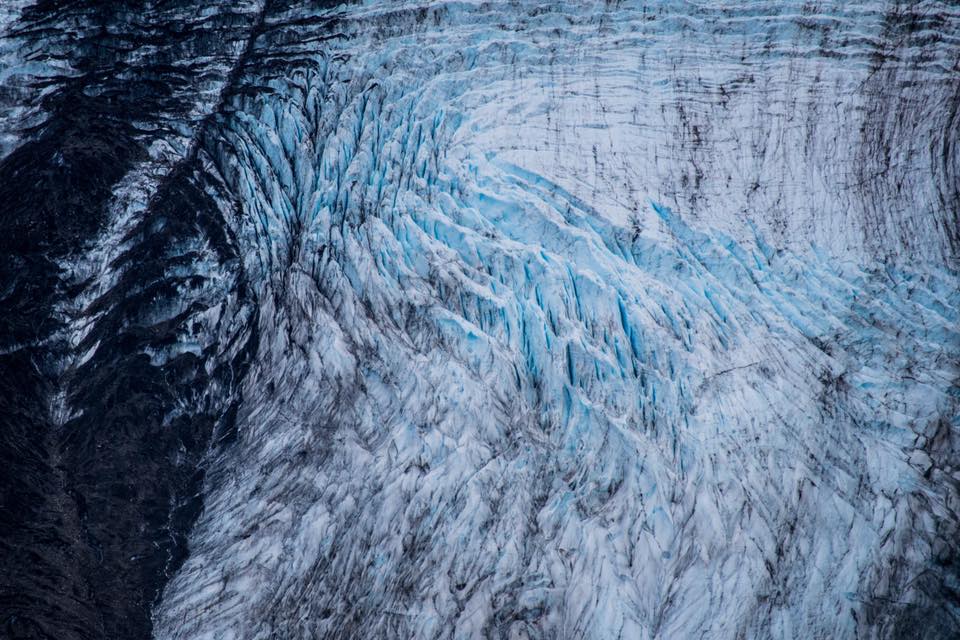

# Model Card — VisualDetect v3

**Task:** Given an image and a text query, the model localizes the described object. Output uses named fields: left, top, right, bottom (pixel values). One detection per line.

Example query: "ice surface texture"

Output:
left=1, top=2, right=959, bottom=639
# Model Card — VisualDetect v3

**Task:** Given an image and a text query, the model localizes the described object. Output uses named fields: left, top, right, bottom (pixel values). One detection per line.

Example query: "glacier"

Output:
left=0, top=1, right=958, bottom=639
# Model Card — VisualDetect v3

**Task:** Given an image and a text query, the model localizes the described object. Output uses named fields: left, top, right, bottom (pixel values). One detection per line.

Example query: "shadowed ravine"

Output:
left=1, top=2, right=958, bottom=639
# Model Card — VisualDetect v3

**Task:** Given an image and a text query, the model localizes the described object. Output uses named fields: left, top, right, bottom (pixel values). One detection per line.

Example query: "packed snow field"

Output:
left=1, top=1, right=958, bottom=639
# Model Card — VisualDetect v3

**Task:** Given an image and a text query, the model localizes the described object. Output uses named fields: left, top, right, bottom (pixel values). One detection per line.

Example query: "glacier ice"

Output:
left=1, top=1, right=958, bottom=639
left=150, top=2, right=958, bottom=638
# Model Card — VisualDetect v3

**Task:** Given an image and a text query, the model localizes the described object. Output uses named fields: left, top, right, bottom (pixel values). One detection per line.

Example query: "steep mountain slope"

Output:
left=1, top=2, right=958, bottom=639
left=0, top=2, right=265, bottom=637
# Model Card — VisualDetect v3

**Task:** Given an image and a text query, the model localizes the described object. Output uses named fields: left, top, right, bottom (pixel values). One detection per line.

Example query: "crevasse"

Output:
left=147, top=2, right=960, bottom=639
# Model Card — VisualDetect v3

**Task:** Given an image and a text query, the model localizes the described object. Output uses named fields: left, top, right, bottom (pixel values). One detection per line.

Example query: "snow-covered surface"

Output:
left=146, top=2, right=960, bottom=638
